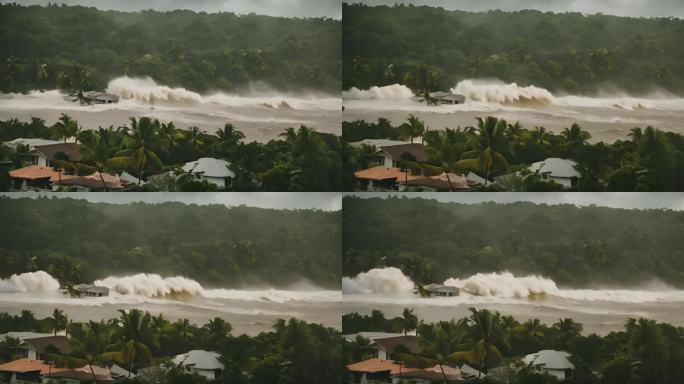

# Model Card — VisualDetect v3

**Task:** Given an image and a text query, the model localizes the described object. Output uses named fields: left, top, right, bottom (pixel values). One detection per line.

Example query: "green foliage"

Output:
left=0, top=3, right=340, bottom=93
left=0, top=310, right=343, bottom=384
left=345, top=309, right=684, bottom=384
left=342, top=116, right=684, bottom=191
left=342, top=196, right=684, bottom=287
left=0, top=196, right=341, bottom=288
left=343, top=4, right=684, bottom=95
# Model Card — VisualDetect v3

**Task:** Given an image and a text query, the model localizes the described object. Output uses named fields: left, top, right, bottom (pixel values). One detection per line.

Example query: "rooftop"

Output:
left=21, top=335, right=69, bottom=355
left=371, top=335, right=421, bottom=355
left=529, top=158, right=580, bottom=179
left=380, top=143, right=426, bottom=162
left=182, top=158, right=235, bottom=179
left=34, top=142, right=80, bottom=162
left=0, top=358, right=66, bottom=375
left=522, top=350, right=575, bottom=371
left=346, top=358, right=411, bottom=375
left=350, top=139, right=408, bottom=148
left=173, top=350, right=224, bottom=371
left=4, top=138, right=62, bottom=148
left=9, top=165, right=76, bottom=182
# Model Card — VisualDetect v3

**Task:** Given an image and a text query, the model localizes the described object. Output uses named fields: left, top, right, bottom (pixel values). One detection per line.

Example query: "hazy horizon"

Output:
left=350, top=0, right=684, bottom=19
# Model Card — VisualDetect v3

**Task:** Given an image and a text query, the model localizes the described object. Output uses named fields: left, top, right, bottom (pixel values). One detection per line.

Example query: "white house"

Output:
left=182, top=158, right=235, bottom=189
left=73, top=284, right=110, bottom=297
left=4, top=138, right=80, bottom=167
left=367, top=336, right=420, bottom=361
left=522, top=350, right=575, bottom=380
left=424, top=284, right=460, bottom=297
left=528, top=158, right=581, bottom=189
left=19, top=336, right=70, bottom=360
left=172, top=350, right=224, bottom=380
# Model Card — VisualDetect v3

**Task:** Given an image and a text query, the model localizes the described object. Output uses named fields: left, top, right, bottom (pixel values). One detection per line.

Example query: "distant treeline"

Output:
left=0, top=3, right=340, bottom=93
left=343, top=3, right=684, bottom=94
left=342, top=196, right=684, bottom=287
left=0, top=197, right=341, bottom=288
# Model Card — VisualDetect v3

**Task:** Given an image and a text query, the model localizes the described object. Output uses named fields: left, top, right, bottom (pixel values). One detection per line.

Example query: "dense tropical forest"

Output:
left=0, top=197, right=341, bottom=288
left=0, top=309, right=343, bottom=384
left=343, top=308, right=684, bottom=384
left=342, top=196, right=684, bottom=287
left=342, top=3, right=684, bottom=94
left=342, top=116, right=684, bottom=191
left=0, top=3, right=340, bottom=94
left=0, top=115, right=344, bottom=191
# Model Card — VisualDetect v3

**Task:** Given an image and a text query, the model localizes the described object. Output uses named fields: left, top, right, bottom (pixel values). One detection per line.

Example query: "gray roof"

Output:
left=522, top=350, right=575, bottom=371
left=0, top=332, right=52, bottom=341
left=74, top=284, right=109, bottom=293
left=173, top=350, right=224, bottom=371
left=4, top=138, right=62, bottom=149
left=349, top=139, right=407, bottom=148
left=182, top=158, right=235, bottom=179
left=342, top=332, right=404, bottom=342
left=529, top=158, right=581, bottom=179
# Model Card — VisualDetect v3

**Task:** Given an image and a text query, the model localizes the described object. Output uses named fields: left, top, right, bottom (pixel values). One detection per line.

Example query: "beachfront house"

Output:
left=0, top=358, right=115, bottom=383
left=19, top=336, right=69, bottom=360
left=522, top=350, right=575, bottom=380
left=182, top=158, right=235, bottom=189
left=172, top=350, right=224, bottom=380
left=74, top=284, right=110, bottom=297
left=347, top=358, right=466, bottom=384
left=353, top=166, right=474, bottom=192
left=4, top=138, right=80, bottom=168
left=528, top=158, right=581, bottom=188
left=8, top=165, right=127, bottom=192
left=413, top=91, right=466, bottom=105
left=367, top=335, right=420, bottom=361
left=424, top=284, right=460, bottom=297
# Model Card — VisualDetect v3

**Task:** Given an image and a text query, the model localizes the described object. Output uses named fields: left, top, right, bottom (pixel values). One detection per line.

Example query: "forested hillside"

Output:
left=0, top=3, right=340, bottom=93
left=343, top=3, right=684, bottom=94
left=342, top=196, right=684, bottom=287
left=0, top=197, right=341, bottom=288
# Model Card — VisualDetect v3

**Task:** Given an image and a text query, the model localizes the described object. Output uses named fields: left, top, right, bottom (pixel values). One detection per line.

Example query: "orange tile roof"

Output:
left=346, top=358, right=418, bottom=375
left=0, top=358, right=67, bottom=375
left=354, top=166, right=422, bottom=182
left=8, top=165, right=77, bottom=182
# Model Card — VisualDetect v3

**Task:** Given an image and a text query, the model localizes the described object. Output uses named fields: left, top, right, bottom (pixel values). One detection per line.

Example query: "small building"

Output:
left=353, top=167, right=470, bottom=192
left=528, top=158, right=581, bottom=189
left=53, top=172, right=126, bottom=192
left=342, top=332, right=404, bottom=343
left=19, top=336, right=70, bottom=360
left=367, top=335, right=420, bottom=361
left=82, top=91, right=120, bottom=104
left=425, top=284, right=460, bottom=297
left=413, top=91, right=466, bottom=105
left=0, top=358, right=58, bottom=383
left=522, top=350, right=575, bottom=380
left=74, top=284, right=110, bottom=297
left=172, top=350, right=224, bottom=380
left=378, top=143, right=426, bottom=168
left=4, top=139, right=80, bottom=167
left=392, top=366, right=461, bottom=383
left=8, top=165, right=74, bottom=191
left=347, top=358, right=406, bottom=384
left=182, top=158, right=234, bottom=189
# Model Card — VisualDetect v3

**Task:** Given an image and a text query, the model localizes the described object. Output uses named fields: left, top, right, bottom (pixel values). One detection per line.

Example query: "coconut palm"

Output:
left=214, top=123, right=245, bottom=159
left=400, top=308, right=419, bottom=336
left=451, top=308, right=506, bottom=377
left=108, top=117, right=164, bottom=183
left=46, top=308, right=68, bottom=336
left=560, top=123, right=591, bottom=158
left=457, top=117, right=512, bottom=182
left=399, top=115, right=426, bottom=143
left=51, top=113, right=79, bottom=143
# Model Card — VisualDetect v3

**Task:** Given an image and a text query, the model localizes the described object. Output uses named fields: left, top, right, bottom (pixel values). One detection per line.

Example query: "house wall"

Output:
left=191, top=368, right=218, bottom=380
left=550, top=176, right=573, bottom=189
left=544, top=368, right=569, bottom=380
left=202, top=176, right=228, bottom=189
left=382, top=155, right=395, bottom=168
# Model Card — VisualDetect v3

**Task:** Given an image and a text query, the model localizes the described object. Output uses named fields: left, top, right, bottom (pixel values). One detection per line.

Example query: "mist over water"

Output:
left=0, top=76, right=341, bottom=142
left=342, top=80, right=684, bottom=142
left=343, top=268, right=684, bottom=333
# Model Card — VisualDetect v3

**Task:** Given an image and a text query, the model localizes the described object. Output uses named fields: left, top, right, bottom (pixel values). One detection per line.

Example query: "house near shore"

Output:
left=0, top=358, right=115, bottom=383
left=521, top=350, right=575, bottom=380
left=74, top=284, right=110, bottom=297
left=64, top=91, right=119, bottom=104
left=367, top=335, right=421, bottom=361
left=424, top=284, right=460, bottom=297
left=413, top=91, right=466, bottom=105
left=8, top=165, right=128, bottom=191
left=172, top=350, right=224, bottom=380
left=182, top=157, right=234, bottom=189
left=354, top=166, right=481, bottom=192
left=347, top=357, right=481, bottom=384
left=4, top=138, right=80, bottom=168
left=528, top=158, right=581, bottom=189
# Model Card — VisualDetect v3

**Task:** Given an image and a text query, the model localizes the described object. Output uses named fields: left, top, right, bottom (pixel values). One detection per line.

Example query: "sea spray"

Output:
left=342, top=84, right=415, bottom=100
left=444, top=271, right=558, bottom=298
left=107, top=76, right=202, bottom=104
left=451, top=80, right=555, bottom=105
left=342, top=267, right=415, bottom=294
left=0, top=271, right=61, bottom=293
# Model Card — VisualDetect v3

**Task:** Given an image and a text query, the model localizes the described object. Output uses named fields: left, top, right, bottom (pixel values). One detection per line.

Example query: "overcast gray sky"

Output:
left=6, top=0, right=341, bottom=18
left=353, top=0, right=684, bottom=18
left=348, top=193, right=684, bottom=211
left=0, top=192, right=342, bottom=211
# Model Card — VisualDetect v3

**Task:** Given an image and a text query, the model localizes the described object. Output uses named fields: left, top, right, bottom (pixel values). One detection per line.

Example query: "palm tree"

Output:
left=158, top=121, right=183, bottom=152
left=214, top=123, right=245, bottom=159
left=47, top=309, right=68, bottom=336
left=400, top=308, right=419, bottom=336
left=457, top=117, right=513, bottom=182
left=79, top=128, right=119, bottom=191
left=108, top=117, right=164, bottom=184
left=51, top=113, right=79, bottom=143
left=627, top=318, right=669, bottom=383
left=452, top=308, right=506, bottom=377
left=424, top=128, right=469, bottom=171
left=399, top=115, right=426, bottom=143
left=534, top=126, right=550, bottom=146
left=357, top=144, right=379, bottom=169
left=203, top=317, right=232, bottom=349
left=560, top=123, right=591, bottom=158
left=101, top=310, right=156, bottom=377
left=184, top=126, right=205, bottom=152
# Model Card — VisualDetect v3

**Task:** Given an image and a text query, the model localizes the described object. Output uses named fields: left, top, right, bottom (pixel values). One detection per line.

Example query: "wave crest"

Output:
left=342, top=267, right=415, bottom=294
left=451, top=80, right=555, bottom=105
left=342, top=84, right=414, bottom=100
left=94, top=273, right=205, bottom=298
left=445, top=272, right=558, bottom=298
left=0, top=271, right=61, bottom=293
left=107, top=76, right=202, bottom=104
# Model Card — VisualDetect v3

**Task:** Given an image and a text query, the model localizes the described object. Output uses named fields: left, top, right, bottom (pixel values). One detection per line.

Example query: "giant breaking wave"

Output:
left=343, top=268, right=684, bottom=303
left=343, top=80, right=684, bottom=111
left=0, top=271, right=61, bottom=293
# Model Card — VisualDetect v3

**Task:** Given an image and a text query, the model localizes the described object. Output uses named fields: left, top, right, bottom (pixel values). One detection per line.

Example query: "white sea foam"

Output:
left=0, top=271, right=61, bottom=293
left=342, top=267, right=414, bottom=294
